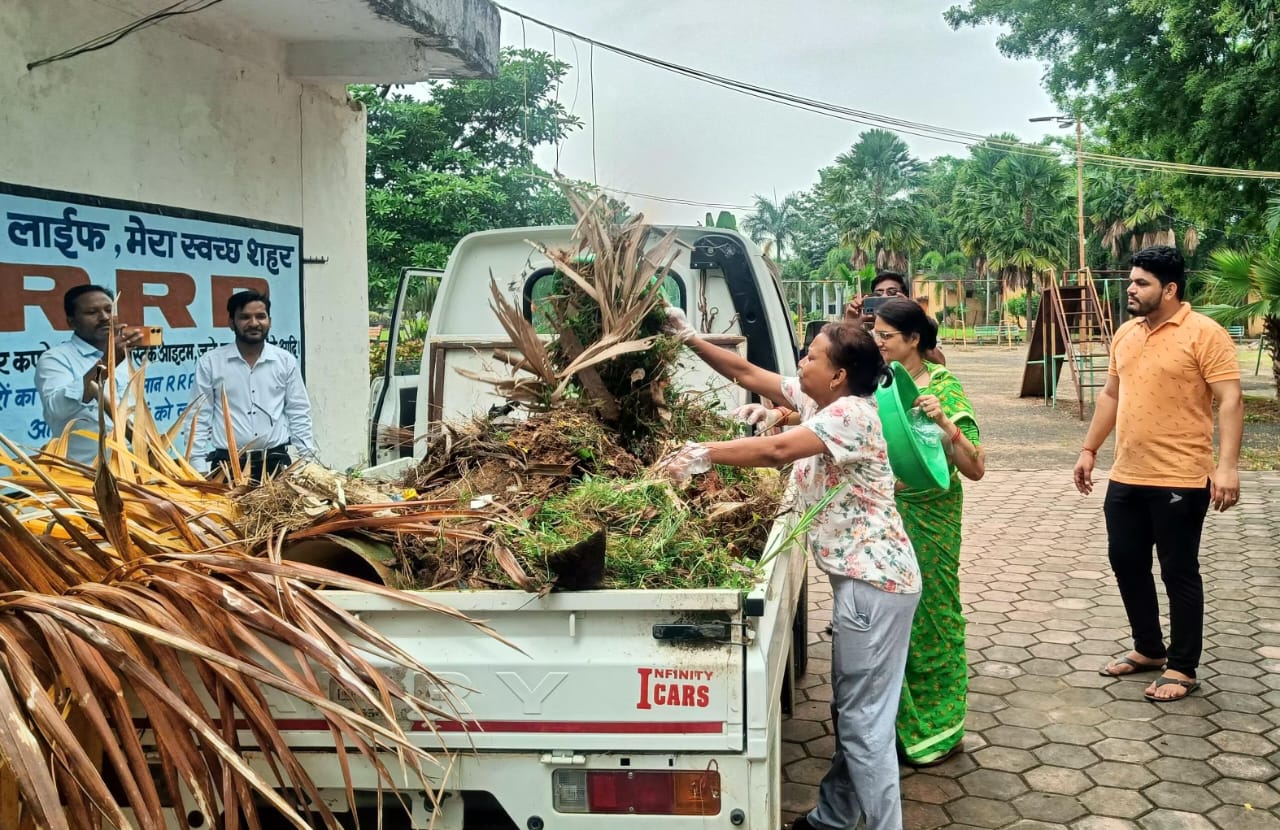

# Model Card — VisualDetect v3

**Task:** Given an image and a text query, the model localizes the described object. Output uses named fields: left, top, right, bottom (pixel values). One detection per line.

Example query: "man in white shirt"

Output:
left=34, top=285, right=143, bottom=465
left=191, top=290, right=317, bottom=481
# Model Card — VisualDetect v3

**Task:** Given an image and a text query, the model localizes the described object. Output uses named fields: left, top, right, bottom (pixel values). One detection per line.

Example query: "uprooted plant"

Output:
left=396, top=186, right=792, bottom=592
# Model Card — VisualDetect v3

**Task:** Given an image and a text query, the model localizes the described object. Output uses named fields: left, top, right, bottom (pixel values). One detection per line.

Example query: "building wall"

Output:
left=1, top=0, right=370, bottom=469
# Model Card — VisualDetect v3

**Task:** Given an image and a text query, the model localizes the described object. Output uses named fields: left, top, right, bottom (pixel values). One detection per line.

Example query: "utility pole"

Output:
left=1074, top=117, right=1086, bottom=273
left=1031, top=114, right=1088, bottom=272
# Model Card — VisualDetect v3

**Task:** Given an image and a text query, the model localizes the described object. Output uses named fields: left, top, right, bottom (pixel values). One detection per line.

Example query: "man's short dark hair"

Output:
left=63, top=284, right=113, bottom=317
left=872, top=271, right=909, bottom=296
left=1131, top=245, right=1186, bottom=300
left=227, top=290, right=271, bottom=319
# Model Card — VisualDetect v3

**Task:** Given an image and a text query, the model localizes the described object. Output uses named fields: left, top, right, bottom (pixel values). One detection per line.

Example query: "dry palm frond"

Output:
left=463, top=183, right=680, bottom=424
left=1183, top=225, right=1200, bottom=255
left=0, top=353, right=507, bottom=828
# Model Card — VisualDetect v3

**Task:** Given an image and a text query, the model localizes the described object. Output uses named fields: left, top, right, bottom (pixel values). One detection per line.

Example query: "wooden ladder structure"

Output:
left=1019, top=269, right=1114, bottom=418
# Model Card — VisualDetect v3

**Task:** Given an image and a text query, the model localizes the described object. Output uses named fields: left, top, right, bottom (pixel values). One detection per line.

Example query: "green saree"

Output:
left=895, top=362, right=979, bottom=765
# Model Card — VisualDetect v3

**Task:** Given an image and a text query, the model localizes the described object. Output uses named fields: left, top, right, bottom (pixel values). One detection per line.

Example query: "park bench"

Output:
left=1227, top=325, right=1245, bottom=341
left=974, top=324, right=1023, bottom=343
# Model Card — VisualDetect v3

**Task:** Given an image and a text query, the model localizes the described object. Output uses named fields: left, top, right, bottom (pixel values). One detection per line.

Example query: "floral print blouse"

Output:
left=780, top=377, right=919, bottom=595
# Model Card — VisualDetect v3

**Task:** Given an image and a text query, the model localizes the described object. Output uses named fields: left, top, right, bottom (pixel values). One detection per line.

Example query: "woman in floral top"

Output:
left=660, top=311, right=920, bottom=830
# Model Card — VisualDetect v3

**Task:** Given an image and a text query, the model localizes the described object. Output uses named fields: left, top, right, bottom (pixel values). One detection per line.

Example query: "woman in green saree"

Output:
left=873, top=298, right=986, bottom=766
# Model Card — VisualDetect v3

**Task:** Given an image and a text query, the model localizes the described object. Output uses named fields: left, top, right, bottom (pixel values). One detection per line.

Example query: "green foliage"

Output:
left=741, top=194, right=799, bottom=259
left=499, top=478, right=759, bottom=590
left=1200, top=243, right=1280, bottom=391
left=951, top=139, right=1074, bottom=288
left=821, top=129, right=925, bottom=271
left=944, top=0, right=1280, bottom=237
left=354, top=48, right=582, bottom=308
left=1004, top=292, right=1041, bottom=323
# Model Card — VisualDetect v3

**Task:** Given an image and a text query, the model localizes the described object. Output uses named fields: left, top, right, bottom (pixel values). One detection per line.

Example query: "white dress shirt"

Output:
left=190, top=342, right=317, bottom=472
left=34, top=335, right=133, bottom=464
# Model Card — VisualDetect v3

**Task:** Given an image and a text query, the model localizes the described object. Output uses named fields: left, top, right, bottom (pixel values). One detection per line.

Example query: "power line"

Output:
left=492, top=3, right=1280, bottom=182
left=27, top=0, right=229, bottom=70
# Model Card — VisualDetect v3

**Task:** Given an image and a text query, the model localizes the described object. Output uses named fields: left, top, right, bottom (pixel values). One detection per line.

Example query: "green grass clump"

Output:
left=497, top=476, right=759, bottom=591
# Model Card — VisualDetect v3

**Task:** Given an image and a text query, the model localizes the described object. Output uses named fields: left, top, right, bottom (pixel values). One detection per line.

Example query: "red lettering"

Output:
left=210, top=276, right=270, bottom=325
left=115, top=270, right=197, bottom=328
left=681, top=686, right=694, bottom=707
left=0, top=263, right=90, bottom=332
left=636, top=668, right=653, bottom=710
left=696, top=685, right=709, bottom=708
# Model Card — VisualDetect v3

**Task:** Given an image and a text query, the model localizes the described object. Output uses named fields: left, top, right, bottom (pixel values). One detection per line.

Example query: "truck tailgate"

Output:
left=268, top=589, right=747, bottom=755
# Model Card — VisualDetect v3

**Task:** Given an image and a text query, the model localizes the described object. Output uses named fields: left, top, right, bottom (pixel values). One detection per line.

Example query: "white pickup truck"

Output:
left=193, top=226, right=810, bottom=829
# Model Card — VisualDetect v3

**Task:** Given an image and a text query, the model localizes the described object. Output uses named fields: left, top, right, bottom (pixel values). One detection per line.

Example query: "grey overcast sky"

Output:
left=489, top=1, right=1060, bottom=223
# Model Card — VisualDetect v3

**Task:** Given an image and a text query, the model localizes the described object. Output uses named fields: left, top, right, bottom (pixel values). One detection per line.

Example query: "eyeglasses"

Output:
left=872, top=330, right=901, bottom=342
left=872, top=287, right=903, bottom=297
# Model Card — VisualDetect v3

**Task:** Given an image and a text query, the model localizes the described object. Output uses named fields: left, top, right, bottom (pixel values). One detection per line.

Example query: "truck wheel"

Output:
left=792, top=578, right=809, bottom=678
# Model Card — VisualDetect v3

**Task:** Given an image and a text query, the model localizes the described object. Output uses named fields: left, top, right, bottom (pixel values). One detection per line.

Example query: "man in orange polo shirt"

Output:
left=1073, top=246, right=1242, bottom=703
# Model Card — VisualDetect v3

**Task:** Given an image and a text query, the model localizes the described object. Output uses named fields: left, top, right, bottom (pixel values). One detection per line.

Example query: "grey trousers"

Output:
left=806, top=576, right=920, bottom=830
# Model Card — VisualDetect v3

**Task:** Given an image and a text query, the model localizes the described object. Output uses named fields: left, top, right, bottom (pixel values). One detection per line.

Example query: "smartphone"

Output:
left=134, top=326, right=164, bottom=347
left=861, top=295, right=893, bottom=316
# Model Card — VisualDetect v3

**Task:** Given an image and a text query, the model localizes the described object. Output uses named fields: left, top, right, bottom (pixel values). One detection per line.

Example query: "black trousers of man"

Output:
left=1103, top=480, right=1211, bottom=677
left=207, top=444, right=292, bottom=485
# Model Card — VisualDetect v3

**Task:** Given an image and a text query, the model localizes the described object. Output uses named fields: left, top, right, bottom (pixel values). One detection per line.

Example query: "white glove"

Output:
left=663, top=307, right=697, bottom=342
left=730, top=403, right=786, bottom=434
left=654, top=441, right=712, bottom=483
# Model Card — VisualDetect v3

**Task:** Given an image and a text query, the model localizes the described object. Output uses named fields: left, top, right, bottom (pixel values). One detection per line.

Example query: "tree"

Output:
left=1201, top=245, right=1280, bottom=393
left=355, top=48, right=583, bottom=309
left=742, top=193, right=800, bottom=260
left=944, top=0, right=1280, bottom=233
left=822, top=129, right=925, bottom=271
left=951, top=140, right=1074, bottom=292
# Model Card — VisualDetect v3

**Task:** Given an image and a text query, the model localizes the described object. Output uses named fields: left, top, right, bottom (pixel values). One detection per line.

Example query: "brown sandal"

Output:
left=1099, top=655, right=1165, bottom=677
left=1144, top=676, right=1200, bottom=702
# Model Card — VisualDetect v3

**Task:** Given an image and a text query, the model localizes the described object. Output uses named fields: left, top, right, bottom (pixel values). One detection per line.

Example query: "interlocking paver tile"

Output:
left=1152, top=714, right=1218, bottom=737
left=1034, top=743, right=1101, bottom=769
left=1013, top=792, right=1089, bottom=823
left=1072, top=818, right=1141, bottom=830
left=902, top=801, right=951, bottom=829
left=960, top=768, right=1030, bottom=800
left=1024, top=765, right=1094, bottom=796
left=1092, top=737, right=1160, bottom=764
left=1136, top=810, right=1219, bottom=829
left=1142, top=781, right=1221, bottom=813
left=1205, top=778, right=1280, bottom=809
left=1077, top=786, right=1153, bottom=819
left=947, top=795, right=1022, bottom=827
left=1085, top=761, right=1158, bottom=790
left=1206, top=753, right=1279, bottom=781
left=1206, top=729, right=1276, bottom=755
left=1144, top=756, right=1220, bottom=785
left=900, top=772, right=963, bottom=805
left=1205, top=806, right=1280, bottom=830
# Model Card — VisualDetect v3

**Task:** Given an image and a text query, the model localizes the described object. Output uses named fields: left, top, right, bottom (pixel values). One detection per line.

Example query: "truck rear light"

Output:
left=552, top=769, right=720, bottom=816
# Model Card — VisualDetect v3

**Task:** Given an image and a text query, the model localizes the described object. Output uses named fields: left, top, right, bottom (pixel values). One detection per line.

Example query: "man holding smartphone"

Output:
left=845, top=271, right=946, bottom=365
left=34, top=285, right=143, bottom=464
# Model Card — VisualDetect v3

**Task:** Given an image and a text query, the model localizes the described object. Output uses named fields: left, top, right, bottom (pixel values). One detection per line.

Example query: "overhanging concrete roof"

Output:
left=226, top=0, right=500, bottom=81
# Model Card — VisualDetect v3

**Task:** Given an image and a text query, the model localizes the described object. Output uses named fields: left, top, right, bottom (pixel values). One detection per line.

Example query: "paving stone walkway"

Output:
left=781, top=468, right=1280, bottom=829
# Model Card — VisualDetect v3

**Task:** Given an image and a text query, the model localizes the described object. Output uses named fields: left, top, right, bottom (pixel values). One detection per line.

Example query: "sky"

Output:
left=484, top=1, right=1060, bottom=223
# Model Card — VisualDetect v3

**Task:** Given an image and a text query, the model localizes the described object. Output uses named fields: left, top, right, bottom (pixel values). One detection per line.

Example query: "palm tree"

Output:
left=822, top=129, right=925, bottom=271
left=1085, top=168, right=1188, bottom=264
left=742, top=193, right=800, bottom=260
left=1201, top=245, right=1280, bottom=393
left=952, top=141, right=1073, bottom=295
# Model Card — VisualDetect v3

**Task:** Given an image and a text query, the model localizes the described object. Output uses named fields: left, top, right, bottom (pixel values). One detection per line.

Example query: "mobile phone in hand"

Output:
left=861, top=295, right=893, bottom=316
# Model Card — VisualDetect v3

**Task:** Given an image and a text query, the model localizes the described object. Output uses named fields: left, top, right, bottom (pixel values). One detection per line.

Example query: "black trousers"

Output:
left=207, top=444, right=291, bottom=484
left=1103, top=480, right=1211, bottom=676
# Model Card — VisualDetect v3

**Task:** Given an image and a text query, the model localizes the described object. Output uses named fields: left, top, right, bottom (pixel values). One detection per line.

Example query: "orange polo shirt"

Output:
left=1108, top=303, right=1240, bottom=488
